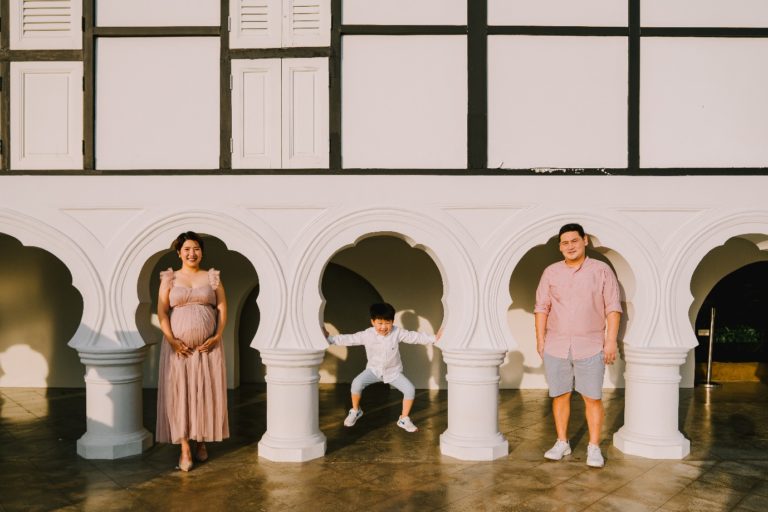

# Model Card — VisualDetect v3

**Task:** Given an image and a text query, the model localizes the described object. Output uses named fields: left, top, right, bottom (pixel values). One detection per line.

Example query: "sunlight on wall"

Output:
left=0, top=345, right=49, bottom=387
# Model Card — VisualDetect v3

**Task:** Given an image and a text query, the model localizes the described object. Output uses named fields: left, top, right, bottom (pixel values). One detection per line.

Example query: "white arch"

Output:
left=0, top=208, right=103, bottom=349
left=484, top=212, right=659, bottom=350
left=667, top=211, right=768, bottom=349
left=292, top=208, right=478, bottom=350
left=109, top=210, right=286, bottom=349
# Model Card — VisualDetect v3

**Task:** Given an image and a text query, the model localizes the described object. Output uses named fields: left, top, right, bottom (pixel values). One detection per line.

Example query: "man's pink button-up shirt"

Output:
left=534, top=257, right=622, bottom=360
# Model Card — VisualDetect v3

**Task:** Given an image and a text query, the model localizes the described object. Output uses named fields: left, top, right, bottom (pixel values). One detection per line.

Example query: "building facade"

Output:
left=1, top=1, right=767, bottom=462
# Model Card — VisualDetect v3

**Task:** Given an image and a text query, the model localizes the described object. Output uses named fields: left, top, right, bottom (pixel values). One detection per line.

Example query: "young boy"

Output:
left=326, top=302, right=442, bottom=432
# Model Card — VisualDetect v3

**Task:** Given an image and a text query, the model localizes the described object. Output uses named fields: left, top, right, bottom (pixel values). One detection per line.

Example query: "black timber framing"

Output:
left=467, top=0, right=487, bottom=170
left=1, top=0, right=767, bottom=175
left=1, top=0, right=9, bottom=171
left=329, top=0, right=342, bottom=171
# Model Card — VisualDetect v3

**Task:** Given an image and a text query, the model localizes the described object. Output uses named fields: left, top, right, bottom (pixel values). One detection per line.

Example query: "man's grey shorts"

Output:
left=543, top=350, right=605, bottom=399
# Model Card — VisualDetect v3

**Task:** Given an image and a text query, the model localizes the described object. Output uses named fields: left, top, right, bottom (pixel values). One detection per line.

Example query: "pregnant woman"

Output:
left=156, top=231, right=229, bottom=471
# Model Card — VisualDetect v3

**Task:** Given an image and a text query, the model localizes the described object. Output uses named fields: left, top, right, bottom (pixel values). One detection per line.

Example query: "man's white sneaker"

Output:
left=396, top=416, right=418, bottom=432
left=586, top=444, right=605, bottom=468
left=343, top=408, right=363, bottom=427
left=544, top=439, right=572, bottom=460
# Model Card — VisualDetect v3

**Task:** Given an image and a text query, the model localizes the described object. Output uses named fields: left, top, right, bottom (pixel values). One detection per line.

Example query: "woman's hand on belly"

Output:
left=169, top=337, right=194, bottom=357
left=197, top=333, right=222, bottom=353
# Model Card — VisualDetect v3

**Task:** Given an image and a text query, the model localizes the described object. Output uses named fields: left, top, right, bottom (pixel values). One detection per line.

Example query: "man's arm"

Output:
left=535, top=312, right=548, bottom=359
left=603, top=311, right=620, bottom=364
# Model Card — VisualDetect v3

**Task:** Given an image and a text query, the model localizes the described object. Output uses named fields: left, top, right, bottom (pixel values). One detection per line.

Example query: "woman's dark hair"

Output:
left=173, top=231, right=205, bottom=252
left=369, top=303, right=396, bottom=321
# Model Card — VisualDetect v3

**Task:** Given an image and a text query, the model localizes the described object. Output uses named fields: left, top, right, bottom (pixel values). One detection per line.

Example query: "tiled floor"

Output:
left=1, top=382, right=767, bottom=511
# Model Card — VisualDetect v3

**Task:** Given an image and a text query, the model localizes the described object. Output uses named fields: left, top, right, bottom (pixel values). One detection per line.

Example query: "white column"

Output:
left=613, top=345, right=691, bottom=459
left=76, top=347, right=153, bottom=459
left=440, top=349, right=508, bottom=461
left=258, top=348, right=326, bottom=462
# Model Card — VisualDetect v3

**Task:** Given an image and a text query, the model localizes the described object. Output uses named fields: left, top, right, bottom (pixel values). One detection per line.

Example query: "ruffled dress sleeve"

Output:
left=208, top=268, right=221, bottom=290
left=159, top=268, right=175, bottom=288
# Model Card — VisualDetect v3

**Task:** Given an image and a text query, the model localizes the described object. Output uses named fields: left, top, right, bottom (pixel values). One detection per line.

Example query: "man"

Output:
left=534, top=223, right=622, bottom=468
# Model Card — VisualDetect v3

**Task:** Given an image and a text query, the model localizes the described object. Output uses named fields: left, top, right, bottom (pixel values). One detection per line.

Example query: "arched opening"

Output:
left=136, top=234, right=260, bottom=390
left=504, top=233, right=634, bottom=390
left=690, top=236, right=768, bottom=383
left=320, top=235, right=446, bottom=390
left=0, top=233, right=83, bottom=388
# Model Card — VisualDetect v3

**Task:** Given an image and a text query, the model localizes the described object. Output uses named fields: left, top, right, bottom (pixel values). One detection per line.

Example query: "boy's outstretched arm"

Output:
left=327, top=329, right=368, bottom=346
left=398, top=327, right=437, bottom=345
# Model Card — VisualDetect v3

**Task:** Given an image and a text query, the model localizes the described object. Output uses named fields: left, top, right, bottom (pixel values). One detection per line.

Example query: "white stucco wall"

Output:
left=2, top=175, right=767, bottom=389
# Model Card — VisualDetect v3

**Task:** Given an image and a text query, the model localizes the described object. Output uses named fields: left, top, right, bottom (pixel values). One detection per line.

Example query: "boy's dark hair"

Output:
left=369, top=303, right=396, bottom=321
left=558, top=223, right=585, bottom=239
left=173, top=231, right=205, bottom=252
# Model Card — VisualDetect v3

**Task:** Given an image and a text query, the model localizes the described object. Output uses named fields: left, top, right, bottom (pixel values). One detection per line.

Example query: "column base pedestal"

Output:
left=77, top=429, right=153, bottom=460
left=258, top=432, right=327, bottom=462
left=614, top=427, right=690, bottom=459
left=440, top=431, right=508, bottom=461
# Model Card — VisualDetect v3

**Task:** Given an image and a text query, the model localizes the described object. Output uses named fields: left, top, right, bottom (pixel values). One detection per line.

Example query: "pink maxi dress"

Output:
left=156, top=268, right=229, bottom=444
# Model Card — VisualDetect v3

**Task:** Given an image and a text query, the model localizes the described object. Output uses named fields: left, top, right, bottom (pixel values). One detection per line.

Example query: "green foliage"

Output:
left=715, top=325, right=762, bottom=345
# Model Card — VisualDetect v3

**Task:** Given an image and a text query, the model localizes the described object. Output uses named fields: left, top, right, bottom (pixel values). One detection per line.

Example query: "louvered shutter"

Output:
left=282, top=58, right=329, bottom=168
left=282, top=0, right=330, bottom=47
left=10, top=61, right=84, bottom=170
left=230, top=0, right=281, bottom=49
left=231, top=59, right=282, bottom=168
left=10, top=0, right=82, bottom=50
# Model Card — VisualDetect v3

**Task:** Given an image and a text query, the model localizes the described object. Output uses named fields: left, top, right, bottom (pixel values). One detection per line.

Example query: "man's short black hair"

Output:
left=370, top=303, right=396, bottom=321
left=558, top=223, right=585, bottom=239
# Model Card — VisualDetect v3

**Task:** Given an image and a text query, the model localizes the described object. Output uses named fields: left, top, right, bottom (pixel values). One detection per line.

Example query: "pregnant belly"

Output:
left=170, top=305, right=216, bottom=347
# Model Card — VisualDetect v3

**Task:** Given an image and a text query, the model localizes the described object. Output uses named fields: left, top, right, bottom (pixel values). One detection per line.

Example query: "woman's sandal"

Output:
left=178, top=455, right=194, bottom=472
left=195, top=443, right=208, bottom=463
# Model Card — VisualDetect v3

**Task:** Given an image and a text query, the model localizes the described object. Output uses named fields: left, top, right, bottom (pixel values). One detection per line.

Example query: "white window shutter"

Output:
left=231, top=59, right=282, bottom=169
left=11, top=61, right=84, bottom=170
left=282, top=58, right=329, bottom=168
left=10, top=0, right=82, bottom=50
left=229, top=0, right=282, bottom=49
left=282, top=0, right=330, bottom=47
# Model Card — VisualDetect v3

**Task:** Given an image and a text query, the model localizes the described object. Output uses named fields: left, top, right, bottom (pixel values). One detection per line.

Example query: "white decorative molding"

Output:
left=9, top=0, right=82, bottom=50
left=484, top=211, right=660, bottom=351
left=0, top=208, right=104, bottom=350
left=61, top=208, right=146, bottom=248
left=10, top=61, right=83, bottom=170
left=293, top=207, right=479, bottom=351
left=108, top=210, right=287, bottom=350
left=665, top=211, right=768, bottom=350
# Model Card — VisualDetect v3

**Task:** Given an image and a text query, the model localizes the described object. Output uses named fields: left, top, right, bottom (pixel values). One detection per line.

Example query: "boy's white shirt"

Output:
left=327, top=326, right=435, bottom=383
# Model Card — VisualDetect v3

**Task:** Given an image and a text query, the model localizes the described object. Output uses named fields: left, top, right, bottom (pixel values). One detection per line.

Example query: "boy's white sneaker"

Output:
left=586, top=444, right=605, bottom=468
left=397, top=416, right=418, bottom=432
left=544, top=439, right=572, bottom=460
left=343, top=408, right=363, bottom=427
